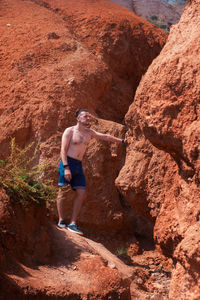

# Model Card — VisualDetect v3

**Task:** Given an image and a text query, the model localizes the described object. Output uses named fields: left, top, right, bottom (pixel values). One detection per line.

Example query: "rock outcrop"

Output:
left=0, top=0, right=166, bottom=233
left=0, top=0, right=169, bottom=298
left=133, top=0, right=186, bottom=24
left=116, top=0, right=200, bottom=298
left=0, top=189, right=132, bottom=299
left=110, top=0, right=186, bottom=31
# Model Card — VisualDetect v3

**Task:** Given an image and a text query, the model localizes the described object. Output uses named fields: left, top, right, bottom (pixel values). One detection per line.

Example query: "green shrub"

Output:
left=151, top=15, right=158, bottom=21
left=0, top=138, right=57, bottom=206
left=116, top=248, right=127, bottom=256
left=158, top=24, right=167, bottom=29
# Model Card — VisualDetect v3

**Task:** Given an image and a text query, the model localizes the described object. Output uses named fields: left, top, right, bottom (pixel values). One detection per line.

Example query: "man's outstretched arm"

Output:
left=90, top=129, right=126, bottom=144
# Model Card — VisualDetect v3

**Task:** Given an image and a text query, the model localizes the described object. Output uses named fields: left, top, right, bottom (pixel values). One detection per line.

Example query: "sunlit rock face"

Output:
left=0, top=0, right=166, bottom=232
left=116, top=0, right=200, bottom=298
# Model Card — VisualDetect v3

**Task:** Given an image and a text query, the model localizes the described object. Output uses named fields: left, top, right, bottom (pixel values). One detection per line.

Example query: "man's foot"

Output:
left=58, top=220, right=67, bottom=228
left=66, top=224, right=83, bottom=235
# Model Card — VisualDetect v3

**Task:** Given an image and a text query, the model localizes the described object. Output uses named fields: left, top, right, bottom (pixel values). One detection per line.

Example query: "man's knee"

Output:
left=77, top=188, right=87, bottom=199
left=57, top=186, right=71, bottom=200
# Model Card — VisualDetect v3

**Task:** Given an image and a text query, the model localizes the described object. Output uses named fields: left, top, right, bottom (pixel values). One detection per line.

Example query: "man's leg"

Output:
left=70, top=189, right=87, bottom=224
left=57, top=188, right=66, bottom=222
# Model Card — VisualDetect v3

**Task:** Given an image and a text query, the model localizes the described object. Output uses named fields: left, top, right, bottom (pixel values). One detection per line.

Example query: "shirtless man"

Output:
left=57, top=108, right=126, bottom=235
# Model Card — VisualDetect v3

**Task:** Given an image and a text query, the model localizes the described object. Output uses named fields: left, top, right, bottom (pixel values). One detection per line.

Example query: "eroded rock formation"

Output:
left=2, top=0, right=198, bottom=298
left=0, top=0, right=168, bottom=298
left=0, top=190, right=132, bottom=299
left=116, top=0, right=200, bottom=298
left=0, top=0, right=166, bottom=233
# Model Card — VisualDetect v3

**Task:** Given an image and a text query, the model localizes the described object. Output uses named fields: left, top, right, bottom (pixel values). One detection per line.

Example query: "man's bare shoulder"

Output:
left=63, top=126, right=74, bottom=136
left=87, top=128, right=96, bottom=136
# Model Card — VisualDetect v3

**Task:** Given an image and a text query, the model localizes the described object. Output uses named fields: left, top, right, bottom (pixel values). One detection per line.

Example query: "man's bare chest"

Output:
left=71, top=130, right=90, bottom=146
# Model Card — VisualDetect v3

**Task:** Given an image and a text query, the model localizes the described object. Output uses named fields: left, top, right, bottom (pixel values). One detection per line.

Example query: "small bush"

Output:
left=0, top=138, right=57, bottom=207
left=151, top=15, right=158, bottom=21
left=158, top=24, right=167, bottom=29
left=116, top=248, right=127, bottom=256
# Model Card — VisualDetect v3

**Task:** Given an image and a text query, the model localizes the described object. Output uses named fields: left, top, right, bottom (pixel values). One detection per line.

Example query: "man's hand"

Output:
left=64, top=168, right=72, bottom=181
left=90, top=129, right=127, bottom=144
left=122, top=138, right=127, bottom=145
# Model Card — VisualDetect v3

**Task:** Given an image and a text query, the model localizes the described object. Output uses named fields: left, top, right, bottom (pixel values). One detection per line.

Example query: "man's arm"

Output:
left=90, top=129, right=125, bottom=144
left=61, top=127, right=73, bottom=164
left=61, top=127, right=73, bottom=181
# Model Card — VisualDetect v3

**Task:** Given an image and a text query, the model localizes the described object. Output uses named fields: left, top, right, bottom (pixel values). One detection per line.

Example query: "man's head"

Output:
left=75, top=108, right=90, bottom=127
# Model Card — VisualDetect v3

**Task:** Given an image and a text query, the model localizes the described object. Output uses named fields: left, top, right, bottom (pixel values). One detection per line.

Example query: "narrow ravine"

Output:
left=3, top=0, right=198, bottom=299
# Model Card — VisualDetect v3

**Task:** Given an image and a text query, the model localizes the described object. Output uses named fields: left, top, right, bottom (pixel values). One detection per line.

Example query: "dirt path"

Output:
left=3, top=225, right=172, bottom=299
left=2, top=225, right=132, bottom=299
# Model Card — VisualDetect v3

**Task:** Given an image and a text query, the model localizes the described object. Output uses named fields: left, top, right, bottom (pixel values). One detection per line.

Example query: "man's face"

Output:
left=77, top=111, right=91, bottom=127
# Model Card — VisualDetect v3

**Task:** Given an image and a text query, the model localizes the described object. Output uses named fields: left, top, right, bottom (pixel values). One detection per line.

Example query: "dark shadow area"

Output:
left=135, top=233, right=155, bottom=252
left=117, top=254, right=171, bottom=278
left=196, top=211, right=200, bottom=221
left=0, top=270, right=82, bottom=300
left=158, top=235, right=183, bottom=258
left=47, top=225, right=84, bottom=268
left=144, top=127, right=196, bottom=184
left=0, top=272, right=25, bottom=300
left=0, top=225, right=86, bottom=299
left=3, top=259, right=32, bottom=278
left=0, top=224, right=84, bottom=279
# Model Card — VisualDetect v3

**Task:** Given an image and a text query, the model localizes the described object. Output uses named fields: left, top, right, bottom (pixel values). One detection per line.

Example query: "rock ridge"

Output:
left=116, top=0, right=200, bottom=298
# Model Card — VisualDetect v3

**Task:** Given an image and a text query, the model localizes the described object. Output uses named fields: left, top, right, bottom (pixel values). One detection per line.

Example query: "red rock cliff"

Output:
left=0, top=0, right=166, bottom=233
left=116, top=0, right=200, bottom=298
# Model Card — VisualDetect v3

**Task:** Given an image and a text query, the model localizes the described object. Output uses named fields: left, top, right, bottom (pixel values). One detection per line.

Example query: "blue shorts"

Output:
left=58, top=156, right=86, bottom=190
